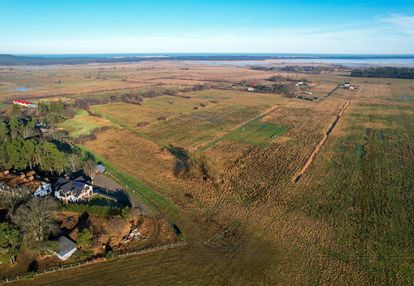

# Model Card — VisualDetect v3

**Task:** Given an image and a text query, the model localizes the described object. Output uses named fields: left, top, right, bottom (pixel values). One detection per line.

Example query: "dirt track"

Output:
left=292, top=99, right=351, bottom=183
left=190, top=104, right=280, bottom=152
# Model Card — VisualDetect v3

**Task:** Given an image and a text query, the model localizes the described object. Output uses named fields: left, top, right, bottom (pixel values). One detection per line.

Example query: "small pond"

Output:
left=15, top=87, right=31, bottom=92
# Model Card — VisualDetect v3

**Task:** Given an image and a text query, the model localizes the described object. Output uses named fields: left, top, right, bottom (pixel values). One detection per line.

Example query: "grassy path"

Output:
left=79, top=146, right=179, bottom=215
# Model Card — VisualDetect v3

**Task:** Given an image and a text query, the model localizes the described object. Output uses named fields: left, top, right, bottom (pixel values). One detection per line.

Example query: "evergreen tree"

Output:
left=0, top=222, right=21, bottom=263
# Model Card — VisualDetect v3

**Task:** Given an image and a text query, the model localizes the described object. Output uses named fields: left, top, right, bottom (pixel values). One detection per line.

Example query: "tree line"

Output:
left=0, top=115, right=93, bottom=175
left=351, top=67, right=414, bottom=79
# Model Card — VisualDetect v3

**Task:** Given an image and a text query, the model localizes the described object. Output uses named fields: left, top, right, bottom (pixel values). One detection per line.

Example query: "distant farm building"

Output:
left=341, top=82, right=356, bottom=90
left=12, top=100, right=37, bottom=108
left=296, top=81, right=315, bottom=87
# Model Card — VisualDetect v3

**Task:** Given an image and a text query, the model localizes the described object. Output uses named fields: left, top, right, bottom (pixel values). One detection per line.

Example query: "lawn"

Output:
left=58, top=110, right=113, bottom=138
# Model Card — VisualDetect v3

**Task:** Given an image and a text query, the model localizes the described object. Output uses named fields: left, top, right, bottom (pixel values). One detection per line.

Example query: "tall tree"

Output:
left=12, top=197, right=59, bottom=242
left=0, top=222, right=21, bottom=263
left=39, top=142, right=66, bottom=174
left=9, top=117, right=21, bottom=139
left=0, top=121, right=8, bottom=141
left=83, top=159, right=97, bottom=179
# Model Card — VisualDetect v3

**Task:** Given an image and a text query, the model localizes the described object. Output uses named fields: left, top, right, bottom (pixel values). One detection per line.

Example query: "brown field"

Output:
left=2, top=61, right=414, bottom=285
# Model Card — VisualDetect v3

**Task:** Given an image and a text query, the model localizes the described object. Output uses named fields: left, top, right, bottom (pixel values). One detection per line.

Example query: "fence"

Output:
left=326, top=84, right=340, bottom=97
left=104, top=170, right=160, bottom=214
left=0, top=241, right=186, bottom=284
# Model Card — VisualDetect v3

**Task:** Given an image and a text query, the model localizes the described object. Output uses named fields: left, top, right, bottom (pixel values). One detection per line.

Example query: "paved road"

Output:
left=93, top=174, right=152, bottom=215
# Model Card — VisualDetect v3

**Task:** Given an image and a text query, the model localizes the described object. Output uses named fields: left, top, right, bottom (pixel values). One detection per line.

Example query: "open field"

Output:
left=91, top=95, right=209, bottom=130
left=1, top=62, right=414, bottom=285
left=221, top=114, right=285, bottom=147
left=58, top=110, right=113, bottom=138
left=92, top=89, right=283, bottom=149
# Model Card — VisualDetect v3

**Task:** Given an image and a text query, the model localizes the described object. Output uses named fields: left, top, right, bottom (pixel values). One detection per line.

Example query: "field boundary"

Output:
left=292, top=99, right=351, bottom=183
left=191, top=104, right=279, bottom=151
left=325, top=84, right=341, bottom=97
left=0, top=241, right=187, bottom=285
left=78, top=146, right=179, bottom=215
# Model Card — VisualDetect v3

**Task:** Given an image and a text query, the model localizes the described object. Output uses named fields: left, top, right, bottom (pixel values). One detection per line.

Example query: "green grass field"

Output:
left=90, top=89, right=282, bottom=149
left=224, top=116, right=285, bottom=147
left=58, top=110, right=113, bottom=138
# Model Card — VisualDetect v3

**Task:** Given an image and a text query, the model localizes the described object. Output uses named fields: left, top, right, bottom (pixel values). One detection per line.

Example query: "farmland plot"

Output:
left=5, top=64, right=414, bottom=286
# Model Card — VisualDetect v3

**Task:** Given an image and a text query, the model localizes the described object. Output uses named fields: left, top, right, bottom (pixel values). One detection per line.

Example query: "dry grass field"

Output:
left=2, top=62, right=414, bottom=285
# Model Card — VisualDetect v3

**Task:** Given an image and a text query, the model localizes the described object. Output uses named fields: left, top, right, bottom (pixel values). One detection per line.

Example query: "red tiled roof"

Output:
left=13, top=100, right=31, bottom=105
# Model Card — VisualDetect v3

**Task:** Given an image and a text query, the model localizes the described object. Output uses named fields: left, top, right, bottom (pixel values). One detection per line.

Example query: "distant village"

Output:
left=242, top=77, right=356, bottom=102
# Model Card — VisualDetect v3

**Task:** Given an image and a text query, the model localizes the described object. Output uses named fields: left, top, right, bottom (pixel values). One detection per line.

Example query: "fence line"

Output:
left=0, top=241, right=186, bottom=285
left=0, top=164, right=181, bottom=284
left=104, top=171, right=160, bottom=213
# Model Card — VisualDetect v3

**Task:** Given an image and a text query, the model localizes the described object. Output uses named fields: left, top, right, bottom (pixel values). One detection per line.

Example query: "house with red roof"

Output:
left=12, top=100, right=37, bottom=108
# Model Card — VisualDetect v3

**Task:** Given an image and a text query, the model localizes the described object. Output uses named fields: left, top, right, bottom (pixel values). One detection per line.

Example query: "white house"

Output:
left=34, top=182, right=52, bottom=197
left=56, top=236, right=77, bottom=260
left=54, top=176, right=94, bottom=203
left=247, top=87, right=255, bottom=92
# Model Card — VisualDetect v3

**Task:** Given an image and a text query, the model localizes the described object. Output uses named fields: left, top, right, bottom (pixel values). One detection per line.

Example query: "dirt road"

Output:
left=292, top=99, right=351, bottom=183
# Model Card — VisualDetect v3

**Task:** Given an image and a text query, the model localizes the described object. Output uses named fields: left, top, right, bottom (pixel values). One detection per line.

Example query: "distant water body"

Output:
left=14, top=53, right=414, bottom=67
left=15, top=87, right=30, bottom=91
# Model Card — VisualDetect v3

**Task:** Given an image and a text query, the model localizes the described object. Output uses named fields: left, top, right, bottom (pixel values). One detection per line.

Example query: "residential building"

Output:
left=34, top=182, right=52, bottom=197
left=54, top=176, right=94, bottom=203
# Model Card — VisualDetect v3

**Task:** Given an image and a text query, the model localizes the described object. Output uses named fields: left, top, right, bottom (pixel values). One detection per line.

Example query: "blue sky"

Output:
left=0, top=0, right=413, bottom=54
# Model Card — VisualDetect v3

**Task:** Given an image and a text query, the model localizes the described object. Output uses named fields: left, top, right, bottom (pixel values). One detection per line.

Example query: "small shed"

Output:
left=56, top=236, right=77, bottom=261
left=34, top=182, right=52, bottom=197
left=95, top=164, right=106, bottom=174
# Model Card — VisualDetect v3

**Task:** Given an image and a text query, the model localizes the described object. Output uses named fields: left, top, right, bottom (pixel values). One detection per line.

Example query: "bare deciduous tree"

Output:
left=12, top=197, right=59, bottom=242
left=83, top=159, right=97, bottom=179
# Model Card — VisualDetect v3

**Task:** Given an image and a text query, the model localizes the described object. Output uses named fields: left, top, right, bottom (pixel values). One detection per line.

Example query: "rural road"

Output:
left=190, top=104, right=280, bottom=152
left=292, top=99, right=351, bottom=183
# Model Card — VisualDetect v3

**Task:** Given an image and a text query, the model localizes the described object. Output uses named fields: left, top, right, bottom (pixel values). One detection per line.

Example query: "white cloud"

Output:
left=2, top=14, right=414, bottom=54
left=378, top=14, right=414, bottom=36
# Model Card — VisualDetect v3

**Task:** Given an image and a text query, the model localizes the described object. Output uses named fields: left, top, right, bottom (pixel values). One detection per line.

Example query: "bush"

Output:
left=61, top=203, right=121, bottom=216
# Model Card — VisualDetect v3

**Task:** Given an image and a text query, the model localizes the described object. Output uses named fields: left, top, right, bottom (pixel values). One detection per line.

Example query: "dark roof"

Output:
left=57, top=236, right=76, bottom=258
left=55, top=177, right=89, bottom=196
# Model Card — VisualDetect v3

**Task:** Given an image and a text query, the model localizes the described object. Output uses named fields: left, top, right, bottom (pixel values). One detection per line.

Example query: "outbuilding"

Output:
left=95, top=164, right=106, bottom=174
left=56, top=236, right=77, bottom=260
left=34, top=182, right=52, bottom=197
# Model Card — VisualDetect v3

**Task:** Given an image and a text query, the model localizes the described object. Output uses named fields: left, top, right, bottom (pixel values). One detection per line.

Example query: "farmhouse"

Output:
left=341, top=82, right=356, bottom=90
left=54, top=176, right=94, bottom=203
left=12, top=100, right=37, bottom=108
left=296, top=80, right=314, bottom=87
left=56, top=236, right=77, bottom=260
